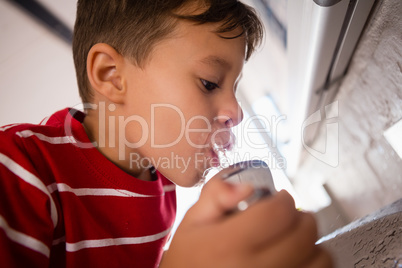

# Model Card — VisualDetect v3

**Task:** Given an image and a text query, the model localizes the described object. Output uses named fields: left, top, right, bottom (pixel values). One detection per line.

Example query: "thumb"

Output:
left=184, top=178, right=254, bottom=226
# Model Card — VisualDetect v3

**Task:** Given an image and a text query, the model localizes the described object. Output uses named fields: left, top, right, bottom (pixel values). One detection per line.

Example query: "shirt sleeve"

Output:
left=0, top=131, right=54, bottom=267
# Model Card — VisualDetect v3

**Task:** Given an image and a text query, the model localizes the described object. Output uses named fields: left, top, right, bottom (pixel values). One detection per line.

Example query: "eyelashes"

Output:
left=200, top=79, right=219, bottom=91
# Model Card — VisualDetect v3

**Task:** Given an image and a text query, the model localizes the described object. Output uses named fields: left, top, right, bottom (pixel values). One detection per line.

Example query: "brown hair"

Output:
left=73, top=0, right=263, bottom=103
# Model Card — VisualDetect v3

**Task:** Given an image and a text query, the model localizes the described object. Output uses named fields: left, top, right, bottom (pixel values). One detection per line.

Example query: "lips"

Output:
left=211, top=128, right=235, bottom=150
left=199, top=127, right=236, bottom=170
left=210, top=141, right=234, bottom=167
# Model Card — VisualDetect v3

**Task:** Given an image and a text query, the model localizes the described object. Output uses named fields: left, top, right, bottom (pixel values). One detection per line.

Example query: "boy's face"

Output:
left=121, top=20, right=246, bottom=187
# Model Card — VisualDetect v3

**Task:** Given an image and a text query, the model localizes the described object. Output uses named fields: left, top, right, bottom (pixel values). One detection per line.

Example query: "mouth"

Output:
left=196, top=127, right=236, bottom=174
left=199, top=142, right=233, bottom=182
left=210, top=140, right=234, bottom=166
left=201, top=142, right=232, bottom=170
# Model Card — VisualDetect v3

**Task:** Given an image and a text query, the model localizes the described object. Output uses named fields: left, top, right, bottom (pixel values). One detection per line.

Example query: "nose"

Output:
left=211, top=94, right=243, bottom=150
left=215, top=94, right=244, bottom=128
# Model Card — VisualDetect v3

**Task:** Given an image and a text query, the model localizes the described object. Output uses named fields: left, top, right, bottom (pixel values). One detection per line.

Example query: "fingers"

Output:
left=301, top=246, right=334, bottom=268
left=185, top=177, right=254, bottom=225
left=224, top=190, right=298, bottom=247
left=218, top=190, right=328, bottom=268
left=165, top=180, right=333, bottom=268
left=254, top=211, right=319, bottom=267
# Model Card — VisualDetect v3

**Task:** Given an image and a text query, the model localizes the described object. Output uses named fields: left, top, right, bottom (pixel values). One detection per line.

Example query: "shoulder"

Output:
left=0, top=108, right=80, bottom=149
left=0, top=113, right=67, bottom=231
left=0, top=108, right=72, bottom=136
left=0, top=113, right=64, bottom=155
left=0, top=108, right=77, bottom=181
left=0, top=122, right=47, bottom=163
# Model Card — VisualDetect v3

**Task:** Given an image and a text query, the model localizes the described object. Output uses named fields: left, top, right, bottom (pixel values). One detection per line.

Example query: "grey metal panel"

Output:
left=313, top=0, right=344, bottom=7
left=286, top=0, right=349, bottom=174
left=328, top=0, right=376, bottom=82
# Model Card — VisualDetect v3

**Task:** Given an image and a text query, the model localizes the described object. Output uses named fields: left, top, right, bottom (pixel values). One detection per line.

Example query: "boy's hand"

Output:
left=160, top=177, right=333, bottom=268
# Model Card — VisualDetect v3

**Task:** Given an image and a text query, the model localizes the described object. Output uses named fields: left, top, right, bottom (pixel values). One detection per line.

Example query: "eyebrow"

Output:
left=199, top=56, right=231, bottom=70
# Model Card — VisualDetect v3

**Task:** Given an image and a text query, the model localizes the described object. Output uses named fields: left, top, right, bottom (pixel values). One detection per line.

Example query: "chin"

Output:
left=163, top=168, right=205, bottom=188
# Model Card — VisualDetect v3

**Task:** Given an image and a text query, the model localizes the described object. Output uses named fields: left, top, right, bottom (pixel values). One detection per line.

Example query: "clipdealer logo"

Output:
left=301, top=101, right=339, bottom=167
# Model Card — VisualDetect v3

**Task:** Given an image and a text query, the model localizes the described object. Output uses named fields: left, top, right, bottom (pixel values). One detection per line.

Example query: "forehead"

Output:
left=149, top=20, right=246, bottom=72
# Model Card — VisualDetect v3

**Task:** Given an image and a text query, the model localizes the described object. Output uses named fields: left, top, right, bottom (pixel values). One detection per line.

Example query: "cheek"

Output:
left=151, top=105, right=212, bottom=158
left=146, top=106, right=214, bottom=186
left=152, top=105, right=185, bottom=146
left=185, top=116, right=212, bottom=148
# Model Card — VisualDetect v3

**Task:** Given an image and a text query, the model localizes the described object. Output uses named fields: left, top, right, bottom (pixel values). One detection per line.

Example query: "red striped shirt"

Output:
left=0, top=108, right=176, bottom=267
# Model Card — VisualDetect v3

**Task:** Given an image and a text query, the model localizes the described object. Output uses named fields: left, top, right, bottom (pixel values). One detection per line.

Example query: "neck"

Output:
left=82, top=105, right=154, bottom=181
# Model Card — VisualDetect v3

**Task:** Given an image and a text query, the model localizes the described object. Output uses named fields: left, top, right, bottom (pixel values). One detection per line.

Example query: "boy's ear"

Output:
left=87, top=43, right=126, bottom=104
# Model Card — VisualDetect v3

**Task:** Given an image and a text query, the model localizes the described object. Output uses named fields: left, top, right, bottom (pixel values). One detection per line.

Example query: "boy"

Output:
left=0, top=0, right=332, bottom=267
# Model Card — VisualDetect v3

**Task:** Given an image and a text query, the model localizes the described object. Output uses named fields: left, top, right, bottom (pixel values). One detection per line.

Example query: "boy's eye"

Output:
left=201, top=79, right=219, bottom=91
